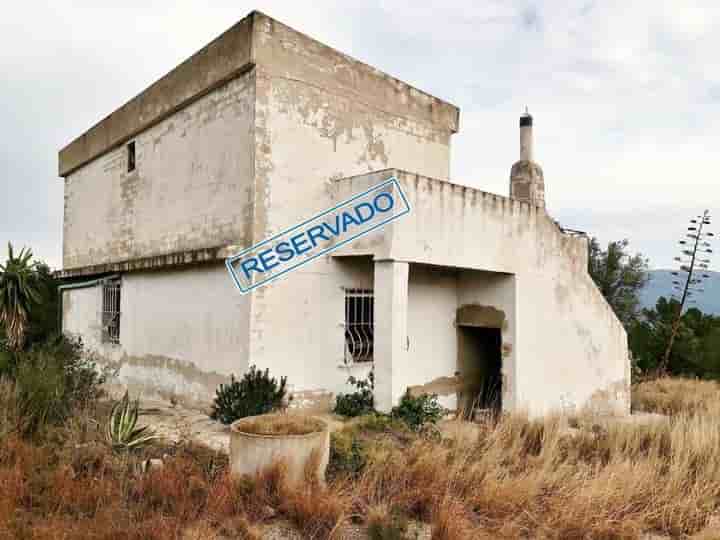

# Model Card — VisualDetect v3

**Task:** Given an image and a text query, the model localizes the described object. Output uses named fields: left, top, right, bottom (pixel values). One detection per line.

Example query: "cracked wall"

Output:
left=335, top=169, right=629, bottom=416
left=243, top=15, right=457, bottom=400
left=62, top=264, right=250, bottom=405
left=62, top=71, right=256, bottom=270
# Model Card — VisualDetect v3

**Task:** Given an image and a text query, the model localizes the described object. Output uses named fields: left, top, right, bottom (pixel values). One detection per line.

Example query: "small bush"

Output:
left=353, top=412, right=404, bottom=433
left=391, top=391, right=443, bottom=431
left=210, top=365, right=287, bottom=425
left=367, top=505, right=409, bottom=540
left=13, top=336, right=105, bottom=436
left=329, top=430, right=367, bottom=477
left=334, top=370, right=375, bottom=417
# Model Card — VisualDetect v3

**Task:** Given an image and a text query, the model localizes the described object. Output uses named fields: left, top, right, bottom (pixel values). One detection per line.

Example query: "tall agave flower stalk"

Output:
left=659, top=209, right=714, bottom=375
left=106, top=391, right=158, bottom=451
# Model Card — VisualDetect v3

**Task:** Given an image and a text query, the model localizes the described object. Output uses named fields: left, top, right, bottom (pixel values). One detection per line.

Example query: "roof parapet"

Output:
left=58, top=10, right=460, bottom=178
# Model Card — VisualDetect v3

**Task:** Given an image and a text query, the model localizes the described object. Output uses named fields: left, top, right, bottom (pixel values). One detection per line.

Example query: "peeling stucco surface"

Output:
left=57, top=11, right=627, bottom=417
left=335, top=168, right=629, bottom=416
left=238, top=16, right=457, bottom=406
left=62, top=265, right=250, bottom=405
left=58, top=13, right=254, bottom=177
left=456, top=304, right=505, bottom=329
left=408, top=375, right=463, bottom=398
left=108, top=355, right=227, bottom=407
left=62, top=72, right=256, bottom=270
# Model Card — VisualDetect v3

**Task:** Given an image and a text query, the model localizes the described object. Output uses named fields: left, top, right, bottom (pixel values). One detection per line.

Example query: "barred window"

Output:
left=344, top=288, right=373, bottom=363
left=102, top=279, right=121, bottom=344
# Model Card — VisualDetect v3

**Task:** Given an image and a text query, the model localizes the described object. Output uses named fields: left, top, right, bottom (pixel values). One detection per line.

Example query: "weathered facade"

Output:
left=58, top=11, right=630, bottom=416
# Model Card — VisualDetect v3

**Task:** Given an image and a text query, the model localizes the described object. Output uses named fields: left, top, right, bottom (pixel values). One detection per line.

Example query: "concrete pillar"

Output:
left=373, top=260, right=409, bottom=413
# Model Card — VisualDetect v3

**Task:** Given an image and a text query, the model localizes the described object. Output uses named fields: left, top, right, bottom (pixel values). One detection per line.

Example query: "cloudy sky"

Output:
left=1, top=1, right=718, bottom=270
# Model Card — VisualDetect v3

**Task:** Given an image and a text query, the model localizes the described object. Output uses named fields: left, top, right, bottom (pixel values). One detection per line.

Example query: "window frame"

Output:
left=101, top=278, right=121, bottom=345
left=344, top=288, right=374, bottom=363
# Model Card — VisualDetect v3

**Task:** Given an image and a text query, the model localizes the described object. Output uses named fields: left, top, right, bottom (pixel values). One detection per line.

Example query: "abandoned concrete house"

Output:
left=57, top=11, right=630, bottom=416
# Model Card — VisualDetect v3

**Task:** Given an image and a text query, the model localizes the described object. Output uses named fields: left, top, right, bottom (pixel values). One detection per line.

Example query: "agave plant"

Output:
left=106, top=391, right=158, bottom=451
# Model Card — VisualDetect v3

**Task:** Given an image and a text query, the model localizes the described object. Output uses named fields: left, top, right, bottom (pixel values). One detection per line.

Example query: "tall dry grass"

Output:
left=633, top=376, right=720, bottom=416
left=341, top=379, right=720, bottom=538
left=2, top=377, right=720, bottom=539
left=349, top=411, right=720, bottom=538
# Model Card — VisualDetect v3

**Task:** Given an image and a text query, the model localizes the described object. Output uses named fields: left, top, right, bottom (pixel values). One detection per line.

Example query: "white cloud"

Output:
left=1, top=1, right=719, bottom=271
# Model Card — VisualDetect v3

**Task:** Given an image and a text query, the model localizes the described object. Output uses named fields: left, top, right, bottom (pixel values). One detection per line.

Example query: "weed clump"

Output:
left=7, top=336, right=105, bottom=436
left=391, top=391, right=443, bottom=431
left=334, top=370, right=375, bottom=417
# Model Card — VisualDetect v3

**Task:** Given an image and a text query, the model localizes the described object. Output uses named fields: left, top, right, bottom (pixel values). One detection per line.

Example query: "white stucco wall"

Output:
left=62, top=284, right=109, bottom=354
left=62, top=71, right=256, bottom=269
left=59, top=13, right=460, bottom=409
left=246, top=255, right=377, bottom=404
left=335, top=169, right=630, bottom=416
left=62, top=264, right=250, bottom=405
left=243, top=19, right=457, bottom=403
left=58, top=13, right=627, bottom=417
left=406, top=265, right=459, bottom=409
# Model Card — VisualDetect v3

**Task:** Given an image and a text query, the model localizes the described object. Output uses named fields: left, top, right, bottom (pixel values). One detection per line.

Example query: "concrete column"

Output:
left=373, top=260, right=409, bottom=413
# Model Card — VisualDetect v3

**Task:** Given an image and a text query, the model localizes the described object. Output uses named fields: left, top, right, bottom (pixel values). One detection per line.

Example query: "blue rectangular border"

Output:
left=225, top=176, right=410, bottom=294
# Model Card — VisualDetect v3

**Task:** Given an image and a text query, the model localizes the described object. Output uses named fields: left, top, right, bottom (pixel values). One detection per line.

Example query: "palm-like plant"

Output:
left=106, top=391, right=158, bottom=451
left=0, top=243, right=41, bottom=351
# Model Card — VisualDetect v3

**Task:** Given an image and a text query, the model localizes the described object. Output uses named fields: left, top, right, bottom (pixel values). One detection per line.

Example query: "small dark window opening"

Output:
left=102, top=279, right=121, bottom=344
left=127, top=141, right=136, bottom=172
left=344, top=288, right=374, bottom=363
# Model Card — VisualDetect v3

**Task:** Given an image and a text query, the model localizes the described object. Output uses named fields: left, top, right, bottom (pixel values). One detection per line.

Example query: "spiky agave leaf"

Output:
left=106, top=391, right=159, bottom=451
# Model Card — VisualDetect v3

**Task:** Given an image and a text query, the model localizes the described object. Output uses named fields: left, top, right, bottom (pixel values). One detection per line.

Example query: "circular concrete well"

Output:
left=229, top=413, right=329, bottom=485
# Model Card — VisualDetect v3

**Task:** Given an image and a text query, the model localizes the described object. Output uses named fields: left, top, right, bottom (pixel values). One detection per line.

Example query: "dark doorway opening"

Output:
left=457, top=326, right=502, bottom=416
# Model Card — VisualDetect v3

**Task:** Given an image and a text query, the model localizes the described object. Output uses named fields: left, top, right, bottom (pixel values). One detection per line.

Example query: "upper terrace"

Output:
left=332, top=168, right=589, bottom=276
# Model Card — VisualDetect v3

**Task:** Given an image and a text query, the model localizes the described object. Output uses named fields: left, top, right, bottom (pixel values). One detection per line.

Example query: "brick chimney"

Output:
left=509, top=109, right=545, bottom=208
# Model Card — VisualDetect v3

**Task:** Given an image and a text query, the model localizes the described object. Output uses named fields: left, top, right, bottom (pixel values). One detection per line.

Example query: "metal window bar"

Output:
left=102, top=280, right=121, bottom=344
left=344, top=288, right=373, bottom=363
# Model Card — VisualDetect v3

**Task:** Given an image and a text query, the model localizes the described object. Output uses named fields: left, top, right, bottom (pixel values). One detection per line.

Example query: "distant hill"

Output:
left=639, top=269, right=720, bottom=314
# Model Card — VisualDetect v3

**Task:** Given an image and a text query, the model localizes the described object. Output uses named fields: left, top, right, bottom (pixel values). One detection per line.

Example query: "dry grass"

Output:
left=632, top=376, right=720, bottom=416
left=2, top=378, right=720, bottom=539
left=235, top=413, right=326, bottom=436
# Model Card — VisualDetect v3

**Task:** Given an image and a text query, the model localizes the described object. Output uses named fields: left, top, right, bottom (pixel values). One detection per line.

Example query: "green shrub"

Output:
left=328, top=429, right=367, bottom=477
left=334, top=370, right=374, bottom=417
left=353, top=412, right=403, bottom=433
left=391, top=391, right=443, bottom=431
left=15, top=353, right=67, bottom=434
left=210, top=365, right=287, bottom=425
left=0, top=348, right=14, bottom=378
left=13, top=335, right=105, bottom=435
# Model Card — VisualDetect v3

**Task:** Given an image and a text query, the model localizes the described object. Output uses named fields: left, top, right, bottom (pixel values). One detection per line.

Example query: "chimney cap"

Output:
left=520, top=107, right=532, bottom=127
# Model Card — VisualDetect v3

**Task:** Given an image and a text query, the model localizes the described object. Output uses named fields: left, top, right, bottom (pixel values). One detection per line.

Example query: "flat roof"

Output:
left=58, top=10, right=460, bottom=177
